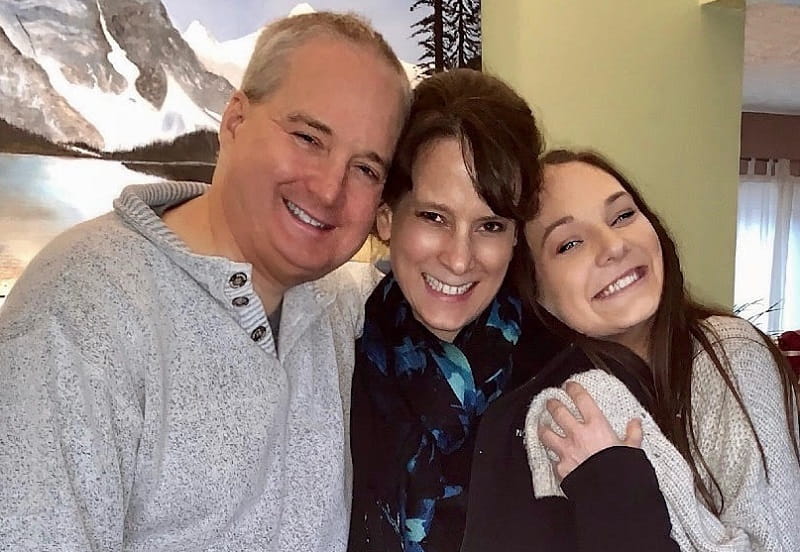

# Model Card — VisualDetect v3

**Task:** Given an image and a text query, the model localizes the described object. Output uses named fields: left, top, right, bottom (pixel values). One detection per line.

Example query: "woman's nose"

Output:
left=439, top=232, right=475, bottom=275
left=595, top=228, right=628, bottom=266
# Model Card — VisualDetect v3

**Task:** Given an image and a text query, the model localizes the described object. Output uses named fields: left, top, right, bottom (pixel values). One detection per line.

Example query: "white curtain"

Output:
left=735, top=159, right=800, bottom=333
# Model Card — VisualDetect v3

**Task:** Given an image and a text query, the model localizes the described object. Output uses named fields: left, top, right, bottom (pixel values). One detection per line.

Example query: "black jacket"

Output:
left=461, top=327, right=680, bottom=552
left=350, top=314, right=680, bottom=552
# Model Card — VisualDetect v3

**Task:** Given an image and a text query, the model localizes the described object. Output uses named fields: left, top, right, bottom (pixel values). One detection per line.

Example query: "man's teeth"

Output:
left=424, top=273, right=474, bottom=296
left=598, top=271, right=641, bottom=298
left=286, top=200, right=330, bottom=229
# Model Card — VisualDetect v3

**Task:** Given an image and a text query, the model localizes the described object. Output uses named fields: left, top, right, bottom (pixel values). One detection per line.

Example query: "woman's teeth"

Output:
left=424, top=273, right=474, bottom=296
left=597, top=270, right=641, bottom=298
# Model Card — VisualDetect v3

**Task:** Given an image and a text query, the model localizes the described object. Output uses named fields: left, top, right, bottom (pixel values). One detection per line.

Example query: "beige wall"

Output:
left=483, top=1, right=745, bottom=307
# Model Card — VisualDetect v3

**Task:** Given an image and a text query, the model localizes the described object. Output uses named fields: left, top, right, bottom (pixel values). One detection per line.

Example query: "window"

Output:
left=734, top=159, right=800, bottom=334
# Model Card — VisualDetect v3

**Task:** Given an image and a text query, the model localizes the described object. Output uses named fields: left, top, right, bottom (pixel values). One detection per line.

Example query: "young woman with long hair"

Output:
left=463, top=149, right=800, bottom=552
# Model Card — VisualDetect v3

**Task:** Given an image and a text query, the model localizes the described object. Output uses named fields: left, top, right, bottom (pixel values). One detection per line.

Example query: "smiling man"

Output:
left=0, top=12, right=409, bottom=552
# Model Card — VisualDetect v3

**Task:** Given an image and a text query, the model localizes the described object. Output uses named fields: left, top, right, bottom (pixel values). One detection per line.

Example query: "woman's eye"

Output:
left=481, top=220, right=506, bottom=233
left=418, top=211, right=445, bottom=224
left=612, top=209, right=636, bottom=226
left=557, top=240, right=581, bottom=254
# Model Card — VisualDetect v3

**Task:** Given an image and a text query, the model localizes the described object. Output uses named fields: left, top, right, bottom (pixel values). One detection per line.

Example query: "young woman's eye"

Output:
left=557, top=240, right=582, bottom=254
left=417, top=211, right=445, bottom=224
left=481, top=220, right=507, bottom=233
left=612, top=209, right=636, bottom=226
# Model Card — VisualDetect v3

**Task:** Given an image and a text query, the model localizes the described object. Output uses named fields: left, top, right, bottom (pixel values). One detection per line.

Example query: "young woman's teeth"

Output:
left=424, top=274, right=473, bottom=296
left=598, top=271, right=641, bottom=298
left=286, top=200, right=330, bottom=229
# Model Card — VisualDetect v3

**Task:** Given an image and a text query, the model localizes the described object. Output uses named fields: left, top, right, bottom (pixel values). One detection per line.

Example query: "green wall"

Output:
left=483, top=0, right=744, bottom=307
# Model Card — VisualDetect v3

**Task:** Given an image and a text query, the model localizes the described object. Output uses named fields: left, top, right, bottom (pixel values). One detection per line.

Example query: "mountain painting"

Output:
left=0, top=0, right=481, bottom=304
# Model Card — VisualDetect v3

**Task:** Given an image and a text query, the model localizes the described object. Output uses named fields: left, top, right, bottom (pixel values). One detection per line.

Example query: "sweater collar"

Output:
left=113, top=182, right=334, bottom=355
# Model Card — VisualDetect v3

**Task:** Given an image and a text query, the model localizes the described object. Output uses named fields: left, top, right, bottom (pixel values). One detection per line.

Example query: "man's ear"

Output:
left=219, top=90, right=249, bottom=146
left=375, top=203, right=393, bottom=243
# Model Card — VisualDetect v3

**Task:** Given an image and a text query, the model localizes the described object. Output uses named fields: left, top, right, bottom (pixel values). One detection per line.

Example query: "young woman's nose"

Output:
left=594, top=227, right=628, bottom=266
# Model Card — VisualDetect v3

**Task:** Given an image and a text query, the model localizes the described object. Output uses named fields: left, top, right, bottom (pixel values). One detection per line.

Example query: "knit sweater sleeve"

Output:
left=524, top=371, right=683, bottom=550
left=689, top=316, right=800, bottom=551
left=0, top=315, right=142, bottom=551
left=0, top=227, right=146, bottom=551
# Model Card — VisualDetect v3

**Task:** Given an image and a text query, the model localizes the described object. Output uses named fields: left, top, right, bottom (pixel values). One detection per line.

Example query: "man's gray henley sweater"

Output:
left=0, top=182, right=378, bottom=551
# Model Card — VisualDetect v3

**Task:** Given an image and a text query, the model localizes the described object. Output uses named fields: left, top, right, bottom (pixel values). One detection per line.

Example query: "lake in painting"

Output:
left=0, top=153, right=160, bottom=305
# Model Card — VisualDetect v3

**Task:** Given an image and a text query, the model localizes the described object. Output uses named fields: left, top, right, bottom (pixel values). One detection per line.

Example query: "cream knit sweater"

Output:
left=524, top=316, right=800, bottom=551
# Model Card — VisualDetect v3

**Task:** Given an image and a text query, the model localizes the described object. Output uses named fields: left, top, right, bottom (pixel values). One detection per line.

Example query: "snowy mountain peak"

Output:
left=183, top=2, right=421, bottom=89
left=289, top=3, right=316, bottom=17
left=0, top=0, right=233, bottom=151
left=184, top=20, right=215, bottom=44
left=182, top=23, right=256, bottom=88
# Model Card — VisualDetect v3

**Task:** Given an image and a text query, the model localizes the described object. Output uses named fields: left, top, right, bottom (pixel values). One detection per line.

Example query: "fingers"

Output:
left=538, top=424, right=570, bottom=482
left=623, top=418, right=643, bottom=448
left=564, top=381, right=603, bottom=423
left=538, top=423, right=564, bottom=452
left=545, top=398, right=582, bottom=434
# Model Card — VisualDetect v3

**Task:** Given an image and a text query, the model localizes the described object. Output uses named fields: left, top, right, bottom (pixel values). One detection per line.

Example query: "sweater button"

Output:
left=232, top=296, right=250, bottom=307
left=251, top=325, right=267, bottom=342
left=229, top=272, right=248, bottom=288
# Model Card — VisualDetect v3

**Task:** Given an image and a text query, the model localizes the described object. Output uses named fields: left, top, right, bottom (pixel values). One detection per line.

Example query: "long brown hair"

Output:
left=513, top=148, right=800, bottom=514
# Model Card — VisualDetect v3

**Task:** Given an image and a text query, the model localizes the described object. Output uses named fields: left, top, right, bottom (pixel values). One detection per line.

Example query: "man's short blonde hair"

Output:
left=240, top=11, right=411, bottom=112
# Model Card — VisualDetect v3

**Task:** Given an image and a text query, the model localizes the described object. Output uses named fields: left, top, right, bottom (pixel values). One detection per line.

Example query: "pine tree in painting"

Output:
left=411, top=0, right=481, bottom=75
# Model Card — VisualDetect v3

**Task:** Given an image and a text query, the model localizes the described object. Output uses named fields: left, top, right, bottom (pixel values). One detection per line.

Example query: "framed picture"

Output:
left=0, top=0, right=481, bottom=305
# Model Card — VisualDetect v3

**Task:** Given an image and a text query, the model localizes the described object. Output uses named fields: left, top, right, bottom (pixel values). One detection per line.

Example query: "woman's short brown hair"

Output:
left=382, top=68, right=543, bottom=223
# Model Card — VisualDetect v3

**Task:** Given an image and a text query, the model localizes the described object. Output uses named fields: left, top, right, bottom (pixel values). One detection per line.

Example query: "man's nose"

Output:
left=307, top=160, right=348, bottom=207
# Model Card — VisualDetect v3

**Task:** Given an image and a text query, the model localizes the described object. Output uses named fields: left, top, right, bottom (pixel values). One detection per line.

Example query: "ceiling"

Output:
left=743, top=1, right=800, bottom=114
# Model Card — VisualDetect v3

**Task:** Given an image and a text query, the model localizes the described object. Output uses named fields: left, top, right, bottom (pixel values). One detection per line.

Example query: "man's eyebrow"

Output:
left=540, top=215, right=574, bottom=246
left=363, top=151, right=389, bottom=173
left=287, top=112, right=332, bottom=136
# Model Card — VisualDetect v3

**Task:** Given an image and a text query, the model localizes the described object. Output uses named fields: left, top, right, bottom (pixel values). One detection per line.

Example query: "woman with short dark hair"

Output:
left=347, top=68, right=543, bottom=552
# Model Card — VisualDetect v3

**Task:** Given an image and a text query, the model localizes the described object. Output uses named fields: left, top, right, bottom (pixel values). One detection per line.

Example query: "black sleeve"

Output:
left=348, top=357, right=390, bottom=552
left=560, top=446, right=679, bottom=552
left=348, top=357, right=372, bottom=552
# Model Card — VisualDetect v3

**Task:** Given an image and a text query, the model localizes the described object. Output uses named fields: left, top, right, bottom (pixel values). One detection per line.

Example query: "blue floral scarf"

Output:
left=352, top=273, right=522, bottom=552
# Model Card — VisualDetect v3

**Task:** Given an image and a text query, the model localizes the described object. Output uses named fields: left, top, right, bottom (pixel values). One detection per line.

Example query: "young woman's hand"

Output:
left=538, top=381, right=643, bottom=481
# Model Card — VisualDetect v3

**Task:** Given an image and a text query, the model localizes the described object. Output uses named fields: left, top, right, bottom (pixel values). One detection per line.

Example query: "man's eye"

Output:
left=293, top=132, right=320, bottom=146
left=557, top=240, right=581, bottom=254
left=356, top=164, right=380, bottom=182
